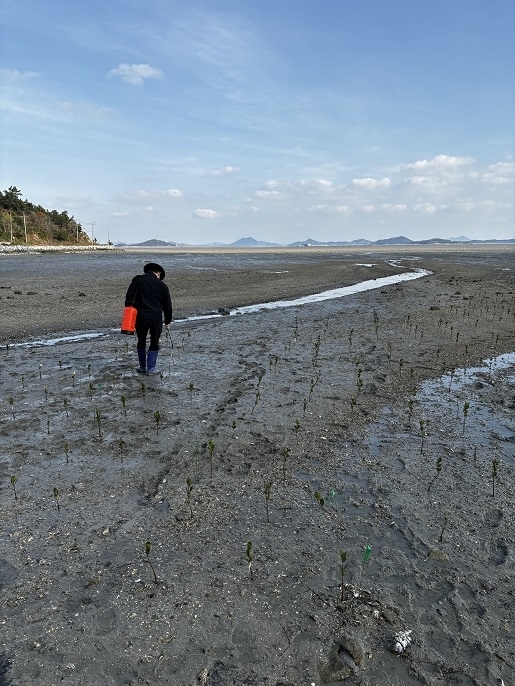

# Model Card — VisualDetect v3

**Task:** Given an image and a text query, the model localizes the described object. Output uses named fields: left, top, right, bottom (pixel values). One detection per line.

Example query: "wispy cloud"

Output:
left=206, top=166, right=240, bottom=176
left=0, top=68, right=39, bottom=80
left=108, top=63, right=164, bottom=85
left=193, top=208, right=219, bottom=218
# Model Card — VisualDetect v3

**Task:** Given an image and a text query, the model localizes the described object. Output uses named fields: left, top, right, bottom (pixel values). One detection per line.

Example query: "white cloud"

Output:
left=401, top=155, right=474, bottom=173
left=144, top=206, right=154, bottom=212
left=0, top=68, right=39, bottom=80
left=206, top=166, right=240, bottom=176
left=131, top=188, right=182, bottom=198
left=351, top=177, right=391, bottom=189
left=193, top=208, right=219, bottom=218
left=254, top=190, right=280, bottom=199
left=108, top=63, right=164, bottom=85
left=309, top=204, right=349, bottom=214
left=110, top=211, right=130, bottom=217
left=414, top=203, right=447, bottom=213
left=381, top=204, right=407, bottom=212
left=166, top=189, right=183, bottom=197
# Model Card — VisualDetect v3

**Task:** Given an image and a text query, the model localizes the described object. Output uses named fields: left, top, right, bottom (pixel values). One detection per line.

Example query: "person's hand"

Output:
left=165, top=323, right=170, bottom=330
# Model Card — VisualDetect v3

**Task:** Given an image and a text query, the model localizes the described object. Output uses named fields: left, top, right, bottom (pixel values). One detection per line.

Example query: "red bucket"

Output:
left=121, top=306, right=137, bottom=334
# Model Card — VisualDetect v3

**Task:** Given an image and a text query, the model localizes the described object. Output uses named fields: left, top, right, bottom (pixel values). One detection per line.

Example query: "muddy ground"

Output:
left=0, top=245, right=514, bottom=685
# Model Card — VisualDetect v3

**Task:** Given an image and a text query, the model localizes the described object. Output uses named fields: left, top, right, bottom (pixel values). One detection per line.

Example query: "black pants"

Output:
left=136, top=319, right=162, bottom=351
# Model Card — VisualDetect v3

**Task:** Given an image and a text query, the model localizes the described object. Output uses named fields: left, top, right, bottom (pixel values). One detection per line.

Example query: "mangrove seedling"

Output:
left=462, top=401, right=470, bottom=437
left=427, top=456, right=442, bottom=492
left=439, top=513, right=448, bottom=543
left=47, top=418, right=50, bottom=435
left=314, top=491, right=325, bottom=508
left=119, top=438, right=126, bottom=464
left=58, top=360, right=62, bottom=369
left=87, top=363, right=91, bottom=379
left=373, top=311, right=379, bottom=339
left=154, top=410, right=161, bottom=435
left=251, top=390, right=260, bottom=414
left=231, top=419, right=237, bottom=433
left=121, top=395, right=127, bottom=416
left=144, top=540, right=159, bottom=584
left=63, top=398, right=69, bottom=418
left=44, top=387, right=48, bottom=404
left=407, top=397, right=414, bottom=424
left=350, top=396, right=357, bottom=412
left=88, top=382, right=94, bottom=400
left=348, top=328, right=353, bottom=349
left=338, top=549, right=347, bottom=602
left=72, top=371, right=76, bottom=387
left=303, top=397, right=308, bottom=416
left=264, top=481, right=272, bottom=523
left=39, top=364, right=42, bottom=379
left=491, top=458, right=499, bottom=497
left=7, top=397, right=14, bottom=420
left=356, top=369, right=363, bottom=393
left=186, top=478, right=194, bottom=517
left=64, top=442, right=70, bottom=464
left=53, top=487, right=60, bottom=513
left=95, top=408, right=102, bottom=437
left=293, top=419, right=301, bottom=443
left=245, top=541, right=254, bottom=580
left=21, top=376, right=25, bottom=390
left=207, top=439, right=215, bottom=478
left=358, top=543, right=372, bottom=589
left=140, top=381, right=146, bottom=397
left=280, top=445, right=290, bottom=481
left=399, top=358, right=404, bottom=377
left=10, top=475, right=17, bottom=500
left=188, top=381, right=194, bottom=400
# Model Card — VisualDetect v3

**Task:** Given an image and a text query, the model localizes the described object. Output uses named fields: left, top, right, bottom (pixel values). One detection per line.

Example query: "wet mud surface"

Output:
left=0, top=246, right=514, bottom=685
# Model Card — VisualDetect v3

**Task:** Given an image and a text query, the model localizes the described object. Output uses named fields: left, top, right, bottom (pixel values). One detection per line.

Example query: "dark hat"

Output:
left=144, top=262, right=166, bottom=280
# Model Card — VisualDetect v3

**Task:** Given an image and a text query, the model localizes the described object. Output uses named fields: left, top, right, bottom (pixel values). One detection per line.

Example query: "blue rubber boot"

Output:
left=147, top=350, right=159, bottom=375
left=137, top=348, right=147, bottom=373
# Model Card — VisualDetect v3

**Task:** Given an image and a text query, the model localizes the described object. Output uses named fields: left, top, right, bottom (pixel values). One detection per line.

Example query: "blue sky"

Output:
left=1, top=0, right=514, bottom=245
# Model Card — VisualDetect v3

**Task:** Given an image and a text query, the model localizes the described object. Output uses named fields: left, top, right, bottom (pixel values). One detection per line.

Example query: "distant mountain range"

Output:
left=116, top=235, right=514, bottom=248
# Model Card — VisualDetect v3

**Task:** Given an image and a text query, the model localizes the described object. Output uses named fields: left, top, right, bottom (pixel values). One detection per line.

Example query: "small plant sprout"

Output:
left=58, top=360, right=62, bottom=369
left=87, top=363, right=91, bottom=378
left=373, top=310, right=379, bottom=339
left=63, top=398, right=69, bottom=418
left=44, top=387, right=48, bottom=404
left=462, top=401, right=470, bottom=437
left=121, top=395, right=127, bottom=416
left=47, top=418, right=51, bottom=435
left=95, top=408, right=102, bottom=437
left=314, top=491, right=325, bottom=508
left=154, top=410, right=161, bottom=435
left=10, top=475, right=17, bottom=500
left=359, top=543, right=372, bottom=589
left=119, top=437, right=126, bottom=463
left=348, top=328, right=353, bottom=349
left=88, top=382, right=94, bottom=400
left=399, top=358, right=404, bottom=377
left=188, top=381, right=194, bottom=400
left=144, top=540, right=159, bottom=584
left=303, top=397, right=308, bottom=416
left=251, top=390, right=260, bottom=414
left=39, top=363, right=42, bottom=379
left=231, top=419, right=237, bottom=432
left=338, top=550, right=347, bottom=601
left=293, top=419, right=301, bottom=443
left=186, top=478, right=194, bottom=517
left=207, top=439, right=215, bottom=478
left=350, top=396, right=357, bottom=412
left=245, top=541, right=254, bottom=580
left=407, top=397, right=414, bottom=424
left=72, top=370, right=76, bottom=387
left=21, top=376, right=25, bottom=390
left=427, top=456, right=442, bottom=492
left=64, top=442, right=70, bottom=464
left=7, top=397, right=14, bottom=420
left=439, top=513, right=448, bottom=543
left=264, top=481, right=272, bottom=523
left=140, top=381, right=146, bottom=397
left=53, top=487, right=60, bottom=513
left=356, top=368, right=363, bottom=393
left=491, top=458, right=500, bottom=497
left=280, top=445, right=290, bottom=481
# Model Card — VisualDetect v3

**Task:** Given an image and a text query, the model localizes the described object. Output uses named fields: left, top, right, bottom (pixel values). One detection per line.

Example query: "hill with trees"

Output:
left=0, top=187, right=91, bottom=245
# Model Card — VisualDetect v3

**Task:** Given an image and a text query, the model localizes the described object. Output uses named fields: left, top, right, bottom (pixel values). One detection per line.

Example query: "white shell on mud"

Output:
left=392, top=630, right=412, bottom=654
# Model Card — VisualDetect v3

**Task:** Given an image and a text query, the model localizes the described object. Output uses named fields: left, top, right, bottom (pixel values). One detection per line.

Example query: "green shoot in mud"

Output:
left=44, top=386, right=48, bottom=404
left=88, top=382, right=94, bottom=400
left=231, top=419, right=236, bottom=433
left=356, top=368, right=363, bottom=393
left=64, top=442, right=70, bottom=464
left=338, top=549, right=347, bottom=602
left=145, top=540, right=159, bottom=584
left=71, top=371, right=76, bottom=387
left=7, top=396, right=14, bottom=420
left=53, top=486, right=60, bottom=513
left=303, top=397, right=308, bottom=416
left=119, top=438, right=126, bottom=464
left=58, top=360, right=62, bottom=369
left=245, top=541, right=254, bottom=580
left=63, top=398, right=69, bottom=418
left=427, top=456, right=442, bottom=492
left=121, top=395, right=127, bottom=417
left=350, top=396, right=357, bottom=412
left=408, top=397, right=415, bottom=424
left=348, top=328, right=353, bottom=349
left=358, top=543, right=372, bottom=589
left=140, top=381, right=146, bottom=397
left=207, top=439, right=215, bottom=478
left=314, top=491, right=325, bottom=508
left=87, top=363, right=91, bottom=379
left=39, top=363, right=42, bottom=379
left=186, top=478, right=194, bottom=517
left=10, top=475, right=17, bottom=500
left=491, top=458, right=499, bottom=497
left=47, top=418, right=50, bottom=435
left=462, top=401, right=470, bottom=437
left=293, top=419, right=301, bottom=443
left=188, top=381, right=194, bottom=400
left=373, top=310, right=379, bottom=339
left=264, top=481, right=272, bottom=523
left=21, top=376, right=25, bottom=390
left=251, top=390, right=260, bottom=414
left=399, top=358, right=404, bottom=377
left=280, top=445, right=290, bottom=481
left=154, top=410, right=161, bottom=435
left=95, top=408, right=102, bottom=438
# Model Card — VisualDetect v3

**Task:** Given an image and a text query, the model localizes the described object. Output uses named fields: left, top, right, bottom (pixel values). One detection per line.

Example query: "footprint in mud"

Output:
left=488, top=539, right=508, bottom=566
left=483, top=508, right=503, bottom=528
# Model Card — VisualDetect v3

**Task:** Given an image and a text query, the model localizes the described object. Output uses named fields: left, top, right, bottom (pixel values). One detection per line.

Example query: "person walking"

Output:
left=124, top=262, right=173, bottom=375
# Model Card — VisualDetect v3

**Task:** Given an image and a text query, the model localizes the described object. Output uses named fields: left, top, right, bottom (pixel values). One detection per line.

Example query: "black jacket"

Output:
left=125, top=273, right=173, bottom=324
